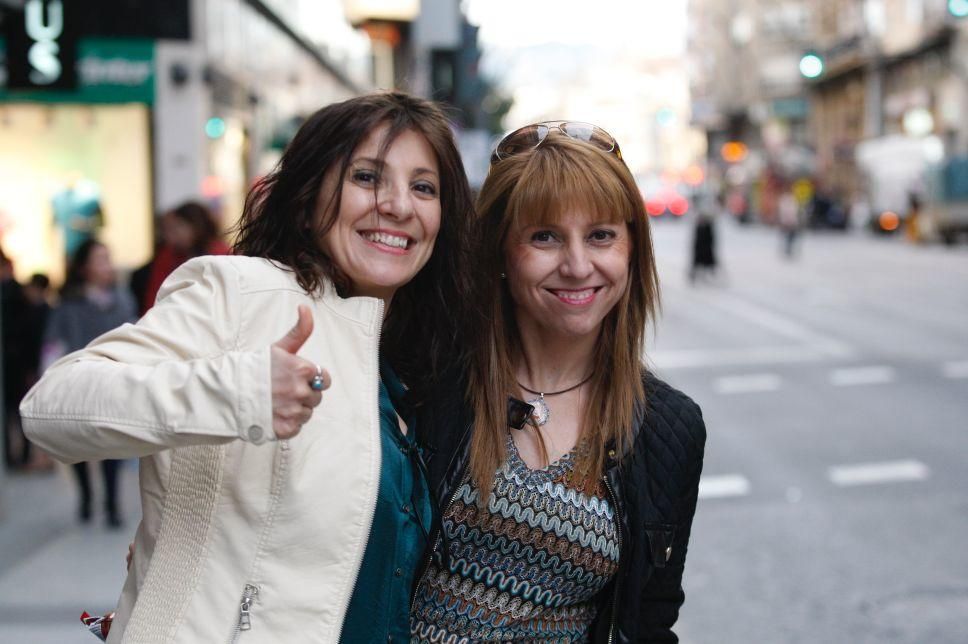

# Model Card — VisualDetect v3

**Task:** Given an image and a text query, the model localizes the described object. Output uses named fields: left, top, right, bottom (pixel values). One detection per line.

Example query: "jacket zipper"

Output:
left=410, top=470, right=469, bottom=613
left=333, top=298, right=385, bottom=642
left=228, top=583, right=259, bottom=644
left=603, top=474, right=622, bottom=644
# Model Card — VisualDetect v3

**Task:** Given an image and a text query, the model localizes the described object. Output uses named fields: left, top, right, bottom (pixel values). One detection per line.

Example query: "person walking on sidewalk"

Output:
left=41, top=240, right=136, bottom=527
left=22, top=92, right=473, bottom=643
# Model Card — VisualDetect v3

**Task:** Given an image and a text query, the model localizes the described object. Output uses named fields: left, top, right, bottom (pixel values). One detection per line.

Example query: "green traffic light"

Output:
left=205, top=117, right=227, bottom=139
left=799, top=53, right=824, bottom=79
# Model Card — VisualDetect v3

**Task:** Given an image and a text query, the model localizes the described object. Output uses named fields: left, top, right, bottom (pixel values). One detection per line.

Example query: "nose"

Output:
left=560, top=240, right=593, bottom=279
left=376, top=179, right=414, bottom=220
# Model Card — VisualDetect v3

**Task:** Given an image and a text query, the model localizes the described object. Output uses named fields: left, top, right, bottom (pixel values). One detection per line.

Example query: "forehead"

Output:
left=352, top=124, right=438, bottom=171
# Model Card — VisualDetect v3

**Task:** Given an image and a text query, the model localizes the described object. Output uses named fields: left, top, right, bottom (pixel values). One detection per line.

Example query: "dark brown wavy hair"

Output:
left=233, top=92, right=474, bottom=399
left=467, top=134, right=660, bottom=494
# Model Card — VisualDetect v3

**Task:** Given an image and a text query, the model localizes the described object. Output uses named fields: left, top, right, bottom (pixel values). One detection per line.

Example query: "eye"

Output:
left=530, top=230, right=557, bottom=243
left=589, top=229, right=617, bottom=242
left=351, top=169, right=378, bottom=185
left=413, top=181, right=438, bottom=197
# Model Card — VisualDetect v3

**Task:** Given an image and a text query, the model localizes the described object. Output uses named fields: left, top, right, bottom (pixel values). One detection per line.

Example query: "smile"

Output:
left=359, top=230, right=412, bottom=252
left=548, top=287, right=600, bottom=305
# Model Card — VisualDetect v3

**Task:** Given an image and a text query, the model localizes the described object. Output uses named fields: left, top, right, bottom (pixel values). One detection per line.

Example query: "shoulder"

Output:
left=637, top=372, right=707, bottom=453
left=157, top=256, right=302, bottom=301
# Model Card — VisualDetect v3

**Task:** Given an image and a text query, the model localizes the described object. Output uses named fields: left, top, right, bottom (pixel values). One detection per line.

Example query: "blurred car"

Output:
left=643, top=185, right=690, bottom=219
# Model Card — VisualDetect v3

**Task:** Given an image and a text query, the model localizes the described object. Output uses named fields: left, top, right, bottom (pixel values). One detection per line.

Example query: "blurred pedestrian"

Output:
left=41, top=240, right=136, bottom=527
left=689, top=208, right=718, bottom=283
left=778, top=187, right=800, bottom=258
left=12, top=273, right=52, bottom=469
left=1, top=247, right=30, bottom=469
left=139, top=200, right=230, bottom=314
left=905, top=193, right=922, bottom=243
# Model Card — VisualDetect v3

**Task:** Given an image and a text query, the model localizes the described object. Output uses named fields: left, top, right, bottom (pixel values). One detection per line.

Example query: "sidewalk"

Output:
left=0, top=461, right=140, bottom=643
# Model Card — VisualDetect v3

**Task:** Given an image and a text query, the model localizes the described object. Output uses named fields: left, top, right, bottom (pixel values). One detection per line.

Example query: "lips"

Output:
left=359, top=230, right=412, bottom=252
left=547, top=287, right=600, bottom=305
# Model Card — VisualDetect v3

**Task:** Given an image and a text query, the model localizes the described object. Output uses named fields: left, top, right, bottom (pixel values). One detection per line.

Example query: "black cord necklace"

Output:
left=517, top=373, right=593, bottom=427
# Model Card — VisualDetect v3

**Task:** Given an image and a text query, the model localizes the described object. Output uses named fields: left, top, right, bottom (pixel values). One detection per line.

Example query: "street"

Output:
left=0, top=219, right=966, bottom=643
left=651, top=219, right=968, bottom=643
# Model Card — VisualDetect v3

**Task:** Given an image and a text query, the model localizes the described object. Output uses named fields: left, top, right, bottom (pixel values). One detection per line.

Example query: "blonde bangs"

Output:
left=504, top=139, right=635, bottom=230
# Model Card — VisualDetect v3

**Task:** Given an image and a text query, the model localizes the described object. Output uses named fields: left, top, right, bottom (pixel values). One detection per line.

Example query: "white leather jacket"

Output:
left=21, top=256, right=384, bottom=643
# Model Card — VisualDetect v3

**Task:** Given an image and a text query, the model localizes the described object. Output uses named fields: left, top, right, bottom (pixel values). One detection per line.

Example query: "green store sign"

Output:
left=0, top=38, right=154, bottom=104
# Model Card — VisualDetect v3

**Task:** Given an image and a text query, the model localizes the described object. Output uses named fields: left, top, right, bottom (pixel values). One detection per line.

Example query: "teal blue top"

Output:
left=340, top=363, right=432, bottom=643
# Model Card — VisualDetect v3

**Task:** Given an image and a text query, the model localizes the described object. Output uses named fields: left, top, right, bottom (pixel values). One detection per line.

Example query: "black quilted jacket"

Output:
left=413, top=371, right=706, bottom=643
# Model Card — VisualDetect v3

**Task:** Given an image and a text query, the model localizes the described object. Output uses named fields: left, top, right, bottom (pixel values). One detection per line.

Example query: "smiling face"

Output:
left=317, top=123, right=442, bottom=301
left=504, top=210, right=631, bottom=342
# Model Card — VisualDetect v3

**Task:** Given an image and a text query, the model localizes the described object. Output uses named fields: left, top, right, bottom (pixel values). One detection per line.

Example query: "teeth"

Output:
left=555, top=289, right=595, bottom=301
left=362, top=232, right=408, bottom=249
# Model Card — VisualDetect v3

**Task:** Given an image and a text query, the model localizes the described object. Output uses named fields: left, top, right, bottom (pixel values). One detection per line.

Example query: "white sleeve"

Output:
left=20, top=257, right=274, bottom=463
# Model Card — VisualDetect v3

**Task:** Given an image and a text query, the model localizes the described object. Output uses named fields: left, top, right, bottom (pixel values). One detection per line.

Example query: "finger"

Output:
left=307, top=388, right=324, bottom=408
left=273, top=305, right=314, bottom=354
left=299, top=407, right=314, bottom=425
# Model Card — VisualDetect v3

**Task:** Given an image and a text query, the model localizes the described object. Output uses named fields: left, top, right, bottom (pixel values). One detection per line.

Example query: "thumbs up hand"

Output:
left=269, top=305, right=330, bottom=440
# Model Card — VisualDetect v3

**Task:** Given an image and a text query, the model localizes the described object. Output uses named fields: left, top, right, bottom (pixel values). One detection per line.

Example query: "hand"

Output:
left=270, top=305, right=330, bottom=440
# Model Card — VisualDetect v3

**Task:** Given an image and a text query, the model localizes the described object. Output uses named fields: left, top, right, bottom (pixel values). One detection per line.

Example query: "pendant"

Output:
left=526, top=395, right=550, bottom=426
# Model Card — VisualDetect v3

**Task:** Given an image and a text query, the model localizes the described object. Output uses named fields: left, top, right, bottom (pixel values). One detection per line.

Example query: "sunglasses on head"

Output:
left=490, top=121, right=622, bottom=166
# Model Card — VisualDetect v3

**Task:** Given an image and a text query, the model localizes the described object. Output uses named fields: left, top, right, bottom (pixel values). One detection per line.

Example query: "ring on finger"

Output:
left=309, top=364, right=325, bottom=391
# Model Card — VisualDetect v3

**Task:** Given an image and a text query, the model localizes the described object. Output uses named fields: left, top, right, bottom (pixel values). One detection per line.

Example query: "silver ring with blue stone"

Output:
left=310, top=364, right=325, bottom=391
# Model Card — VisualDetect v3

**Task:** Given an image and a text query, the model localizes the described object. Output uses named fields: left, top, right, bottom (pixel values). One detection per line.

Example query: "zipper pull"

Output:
left=239, top=585, right=259, bottom=632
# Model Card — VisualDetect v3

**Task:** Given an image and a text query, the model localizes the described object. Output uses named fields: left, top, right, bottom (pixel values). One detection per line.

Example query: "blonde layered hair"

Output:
left=466, top=135, right=660, bottom=494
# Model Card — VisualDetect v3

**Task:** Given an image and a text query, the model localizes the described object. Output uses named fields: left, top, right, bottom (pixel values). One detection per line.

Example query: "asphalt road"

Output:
left=648, top=217, right=968, bottom=643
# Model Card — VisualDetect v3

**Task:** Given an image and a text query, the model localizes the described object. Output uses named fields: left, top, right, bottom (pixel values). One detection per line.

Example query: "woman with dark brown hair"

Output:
left=23, top=92, right=473, bottom=643
left=412, top=123, right=707, bottom=642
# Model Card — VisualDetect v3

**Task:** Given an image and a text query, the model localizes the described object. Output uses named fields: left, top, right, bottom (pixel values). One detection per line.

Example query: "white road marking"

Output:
left=828, top=460, right=929, bottom=487
left=713, top=373, right=782, bottom=394
left=702, top=294, right=854, bottom=358
left=698, top=475, right=751, bottom=499
left=829, top=365, right=896, bottom=386
left=943, top=360, right=968, bottom=379
left=652, top=345, right=835, bottom=370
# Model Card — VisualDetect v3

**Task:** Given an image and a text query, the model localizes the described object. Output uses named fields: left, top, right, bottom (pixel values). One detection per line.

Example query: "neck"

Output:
left=515, top=322, right=598, bottom=392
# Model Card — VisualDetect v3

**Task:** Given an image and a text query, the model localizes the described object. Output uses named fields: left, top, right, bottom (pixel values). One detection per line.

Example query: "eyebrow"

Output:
left=352, top=157, right=438, bottom=178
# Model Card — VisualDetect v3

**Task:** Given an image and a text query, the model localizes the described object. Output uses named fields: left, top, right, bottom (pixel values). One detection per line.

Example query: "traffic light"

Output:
left=949, top=0, right=968, bottom=18
left=720, top=141, right=748, bottom=163
left=799, top=52, right=824, bottom=79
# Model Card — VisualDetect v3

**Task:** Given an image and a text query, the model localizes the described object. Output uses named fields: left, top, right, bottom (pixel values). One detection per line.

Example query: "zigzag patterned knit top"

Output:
left=411, top=433, right=620, bottom=643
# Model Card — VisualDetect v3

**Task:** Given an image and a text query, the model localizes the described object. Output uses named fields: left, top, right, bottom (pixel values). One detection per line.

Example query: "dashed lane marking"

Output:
left=828, top=460, right=929, bottom=487
left=698, top=475, right=751, bottom=499
left=829, top=365, right=896, bottom=387
left=713, top=373, right=782, bottom=394
left=943, top=361, right=968, bottom=379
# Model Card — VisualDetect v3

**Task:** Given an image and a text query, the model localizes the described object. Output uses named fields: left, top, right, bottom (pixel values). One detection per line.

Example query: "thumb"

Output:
left=274, top=305, right=314, bottom=354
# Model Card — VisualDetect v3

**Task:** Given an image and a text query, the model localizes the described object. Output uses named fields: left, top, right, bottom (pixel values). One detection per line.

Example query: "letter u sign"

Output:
left=25, top=0, right=64, bottom=85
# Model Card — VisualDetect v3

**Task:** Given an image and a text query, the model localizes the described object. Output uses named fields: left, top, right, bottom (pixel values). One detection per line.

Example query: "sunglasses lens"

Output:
left=562, top=122, right=615, bottom=152
left=496, top=125, right=549, bottom=160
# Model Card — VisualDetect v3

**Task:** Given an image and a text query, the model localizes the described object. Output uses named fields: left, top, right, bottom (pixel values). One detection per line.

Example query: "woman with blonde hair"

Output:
left=412, top=122, right=707, bottom=642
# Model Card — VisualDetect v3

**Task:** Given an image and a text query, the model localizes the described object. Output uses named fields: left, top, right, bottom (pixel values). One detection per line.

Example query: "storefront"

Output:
left=0, top=38, right=155, bottom=283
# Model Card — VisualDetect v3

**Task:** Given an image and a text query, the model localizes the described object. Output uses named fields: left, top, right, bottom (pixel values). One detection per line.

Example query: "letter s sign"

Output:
left=25, top=0, right=64, bottom=85
left=4, top=0, right=76, bottom=90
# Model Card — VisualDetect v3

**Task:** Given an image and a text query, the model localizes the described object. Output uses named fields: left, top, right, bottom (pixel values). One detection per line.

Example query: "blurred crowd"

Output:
left=0, top=199, right=227, bottom=528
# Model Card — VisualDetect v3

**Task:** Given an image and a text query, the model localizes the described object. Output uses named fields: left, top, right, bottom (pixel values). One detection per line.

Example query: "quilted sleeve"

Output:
left=637, top=394, right=707, bottom=643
